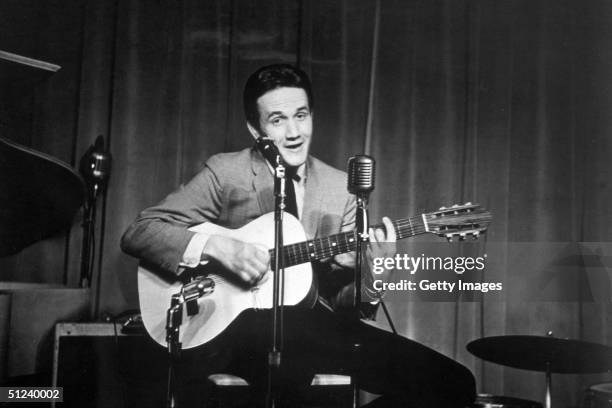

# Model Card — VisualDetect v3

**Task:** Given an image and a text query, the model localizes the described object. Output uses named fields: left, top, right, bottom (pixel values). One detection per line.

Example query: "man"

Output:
left=121, top=64, right=475, bottom=407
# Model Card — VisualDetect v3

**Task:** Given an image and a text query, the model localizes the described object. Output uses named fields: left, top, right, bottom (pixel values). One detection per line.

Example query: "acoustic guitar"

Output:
left=138, top=203, right=491, bottom=349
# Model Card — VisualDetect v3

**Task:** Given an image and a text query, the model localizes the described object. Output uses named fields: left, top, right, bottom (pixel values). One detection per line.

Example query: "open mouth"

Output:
left=285, top=142, right=303, bottom=150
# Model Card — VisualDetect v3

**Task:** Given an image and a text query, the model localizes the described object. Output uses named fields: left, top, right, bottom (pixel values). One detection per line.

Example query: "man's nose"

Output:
left=286, top=119, right=300, bottom=139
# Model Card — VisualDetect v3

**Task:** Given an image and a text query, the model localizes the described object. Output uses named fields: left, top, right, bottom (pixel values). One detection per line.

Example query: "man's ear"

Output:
left=246, top=122, right=261, bottom=140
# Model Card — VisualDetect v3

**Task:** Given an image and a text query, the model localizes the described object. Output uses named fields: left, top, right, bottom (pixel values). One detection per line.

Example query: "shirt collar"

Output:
left=263, top=158, right=307, bottom=183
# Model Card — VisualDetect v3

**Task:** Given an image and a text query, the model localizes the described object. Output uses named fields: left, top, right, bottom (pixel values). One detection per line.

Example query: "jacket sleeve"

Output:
left=120, top=159, right=223, bottom=274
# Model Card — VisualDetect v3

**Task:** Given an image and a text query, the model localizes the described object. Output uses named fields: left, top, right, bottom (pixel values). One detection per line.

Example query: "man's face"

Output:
left=251, top=87, right=313, bottom=168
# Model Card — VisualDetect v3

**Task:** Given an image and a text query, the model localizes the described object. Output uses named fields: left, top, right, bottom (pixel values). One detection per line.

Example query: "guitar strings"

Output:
left=270, top=216, right=429, bottom=267
left=267, top=210, right=488, bottom=268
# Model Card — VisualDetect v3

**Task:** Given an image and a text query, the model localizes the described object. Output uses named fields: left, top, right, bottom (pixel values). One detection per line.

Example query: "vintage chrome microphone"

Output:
left=255, top=137, right=282, bottom=167
left=348, top=155, right=375, bottom=241
left=348, top=155, right=375, bottom=195
left=80, top=135, right=112, bottom=201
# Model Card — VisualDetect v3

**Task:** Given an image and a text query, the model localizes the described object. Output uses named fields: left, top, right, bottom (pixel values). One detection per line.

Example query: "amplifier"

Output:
left=52, top=322, right=168, bottom=408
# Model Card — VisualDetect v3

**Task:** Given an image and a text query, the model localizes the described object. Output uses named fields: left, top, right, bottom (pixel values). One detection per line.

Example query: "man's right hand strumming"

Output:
left=202, top=235, right=270, bottom=285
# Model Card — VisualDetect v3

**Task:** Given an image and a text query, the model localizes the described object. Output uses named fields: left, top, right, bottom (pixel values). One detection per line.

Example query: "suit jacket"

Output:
left=121, top=147, right=357, bottom=305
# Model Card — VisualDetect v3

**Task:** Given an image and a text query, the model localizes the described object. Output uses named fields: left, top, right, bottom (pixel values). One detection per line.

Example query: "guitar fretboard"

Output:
left=269, top=215, right=427, bottom=269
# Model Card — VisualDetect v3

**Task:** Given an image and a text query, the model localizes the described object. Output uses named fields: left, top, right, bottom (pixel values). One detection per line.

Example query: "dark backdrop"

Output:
left=1, top=0, right=611, bottom=405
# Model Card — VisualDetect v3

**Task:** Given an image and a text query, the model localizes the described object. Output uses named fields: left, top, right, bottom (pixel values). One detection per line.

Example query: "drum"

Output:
left=474, top=394, right=543, bottom=408
left=585, top=383, right=612, bottom=408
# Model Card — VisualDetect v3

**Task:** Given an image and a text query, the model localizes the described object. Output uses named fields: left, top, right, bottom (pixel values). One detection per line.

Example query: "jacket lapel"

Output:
left=251, top=149, right=275, bottom=215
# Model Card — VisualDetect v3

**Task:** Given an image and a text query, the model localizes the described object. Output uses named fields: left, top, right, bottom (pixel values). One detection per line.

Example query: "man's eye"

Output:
left=271, top=118, right=284, bottom=126
left=296, top=112, right=309, bottom=120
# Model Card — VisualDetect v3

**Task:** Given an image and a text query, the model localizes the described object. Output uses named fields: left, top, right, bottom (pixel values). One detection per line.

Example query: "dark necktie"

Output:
left=284, top=168, right=299, bottom=219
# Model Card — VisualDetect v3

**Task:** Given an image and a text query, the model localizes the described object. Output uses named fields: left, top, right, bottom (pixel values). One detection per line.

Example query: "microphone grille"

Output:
left=347, top=155, right=375, bottom=194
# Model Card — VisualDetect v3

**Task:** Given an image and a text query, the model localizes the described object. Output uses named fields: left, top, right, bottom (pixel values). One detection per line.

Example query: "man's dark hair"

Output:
left=243, top=64, right=314, bottom=129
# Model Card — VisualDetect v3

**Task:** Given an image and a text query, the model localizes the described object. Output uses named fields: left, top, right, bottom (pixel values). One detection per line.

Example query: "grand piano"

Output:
left=0, top=51, right=90, bottom=383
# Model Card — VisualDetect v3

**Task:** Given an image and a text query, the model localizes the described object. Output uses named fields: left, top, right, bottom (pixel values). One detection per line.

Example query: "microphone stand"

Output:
left=165, top=293, right=182, bottom=408
left=265, top=148, right=287, bottom=408
left=346, top=154, right=375, bottom=408
left=352, top=194, right=369, bottom=408
left=163, top=277, right=215, bottom=408
left=78, top=135, right=111, bottom=290
left=79, top=185, right=99, bottom=288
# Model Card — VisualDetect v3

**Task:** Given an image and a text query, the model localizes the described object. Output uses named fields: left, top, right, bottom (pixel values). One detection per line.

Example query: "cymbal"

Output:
left=467, top=335, right=612, bottom=374
left=0, top=137, right=85, bottom=256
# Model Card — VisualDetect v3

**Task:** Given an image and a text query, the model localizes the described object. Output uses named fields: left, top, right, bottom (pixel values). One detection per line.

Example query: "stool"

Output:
left=206, top=374, right=250, bottom=408
left=306, top=374, right=352, bottom=407
left=207, top=373, right=352, bottom=408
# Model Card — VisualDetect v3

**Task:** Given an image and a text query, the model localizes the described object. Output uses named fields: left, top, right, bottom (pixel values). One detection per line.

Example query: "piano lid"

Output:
left=0, top=137, right=86, bottom=256
left=0, top=50, right=60, bottom=84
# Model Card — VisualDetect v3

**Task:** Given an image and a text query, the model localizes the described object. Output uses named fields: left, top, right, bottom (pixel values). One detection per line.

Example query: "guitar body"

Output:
left=138, top=212, right=312, bottom=349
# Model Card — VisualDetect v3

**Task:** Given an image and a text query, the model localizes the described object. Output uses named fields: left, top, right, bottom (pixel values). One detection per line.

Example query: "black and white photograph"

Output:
left=1, top=1, right=611, bottom=407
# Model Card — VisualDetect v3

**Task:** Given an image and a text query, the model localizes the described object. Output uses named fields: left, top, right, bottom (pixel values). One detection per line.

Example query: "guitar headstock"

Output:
left=424, top=203, right=492, bottom=241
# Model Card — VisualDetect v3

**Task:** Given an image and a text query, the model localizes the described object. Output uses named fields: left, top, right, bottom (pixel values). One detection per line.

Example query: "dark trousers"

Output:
left=175, top=305, right=476, bottom=407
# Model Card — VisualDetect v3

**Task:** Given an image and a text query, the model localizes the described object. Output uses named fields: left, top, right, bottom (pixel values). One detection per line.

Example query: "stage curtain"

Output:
left=1, top=0, right=611, bottom=404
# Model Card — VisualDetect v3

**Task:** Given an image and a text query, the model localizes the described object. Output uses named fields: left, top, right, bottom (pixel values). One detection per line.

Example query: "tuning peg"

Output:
left=446, top=235, right=453, bottom=243
left=452, top=204, right=459, bottom=208
left=439, top=206, right=447, bottom=210
left=465, top=202, right=472, bottom=205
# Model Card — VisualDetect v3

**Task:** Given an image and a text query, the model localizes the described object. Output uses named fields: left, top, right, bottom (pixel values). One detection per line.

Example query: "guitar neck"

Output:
left=271, top=215, right=427, bottom=269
